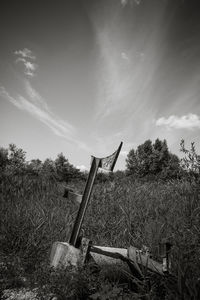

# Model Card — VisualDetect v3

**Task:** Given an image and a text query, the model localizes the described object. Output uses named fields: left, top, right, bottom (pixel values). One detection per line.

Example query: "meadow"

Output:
left=0, top=171, right=200, bottom=299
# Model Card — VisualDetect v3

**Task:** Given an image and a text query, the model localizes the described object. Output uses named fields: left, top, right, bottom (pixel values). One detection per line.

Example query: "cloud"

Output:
left=17, top=95, right=75, bottom=138
left=76, top=165, right=88, bottom=172
left=120, top=150, right=128, bottom=157
left=90, top=3, right=148, bottom=122
left=14, top=48, right=36, bottom=60
left=24, top=80, right=49, bottom=110
left=0, top=85, right=74, bottom=137
left=156, top=114, right=200, bottom=130
left=121, top=52, right=129, bottom=61
left=15, top=48, right=37, bottom=77
left=0, top=84, right=89, bottom=151
left=94, top=30, right=134, bottom=118
left=135, top=0, right=141, bottom=4
left=120, top=0, right=141, bottom=7
left=0, top=86, right=20, bottom=107
left=121, top=0, right=128, bottom=7
left=24, top=61, right=37, bottom=77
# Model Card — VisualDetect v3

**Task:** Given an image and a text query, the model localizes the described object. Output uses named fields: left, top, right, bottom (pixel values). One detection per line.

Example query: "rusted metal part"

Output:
left=90, top=245, right=166, bottom=277
left=50, top=239, right=172, bottom=278
left=128, top=246, right=165, bottom=275
left=90, top=245, right=143, bottom=279
left=98, top=141, right=123, bottom=171
left=50, top=142, right=174, bottom=279
left=69, top=142, right=123, bottom=247
left=69, top=157, right=101, bottom=247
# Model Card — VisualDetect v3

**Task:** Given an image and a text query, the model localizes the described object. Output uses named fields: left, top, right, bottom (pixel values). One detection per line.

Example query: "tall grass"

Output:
left=0, top=174, right=77, bottom=270
left=1, top=173, right=200, bottom=299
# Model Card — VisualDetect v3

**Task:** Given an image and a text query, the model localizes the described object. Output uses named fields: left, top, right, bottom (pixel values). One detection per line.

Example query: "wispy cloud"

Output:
left=134, top=0, right=141, bottom=5
left=94, top=30, right=133, bottom=118
left=0, top=86, right=20, bottom=107
left=121, top=0, right=128, bottom=7
left=7, top=49, right=90, bottom=150
left=0, top=83, right=89, bottom=151
left=156, top=114, right=200, bottom=130
left=121, top=52, right=129, bottom=61
left=15, top=48, right=37, bottom=77
left=90, top=2, right=157, bottom=122
left=24, top=61, right=37, bottom=77
left=0, top=85, right=74, bottom=137
left=120, top=0, right=141, bottom=7
left=24, top=80, right=49, bottom=110
left=14, top=48, right=36, bottom=60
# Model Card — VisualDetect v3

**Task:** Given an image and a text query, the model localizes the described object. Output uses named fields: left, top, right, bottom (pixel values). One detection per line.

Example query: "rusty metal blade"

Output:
left=99, top=141, right=123, bottom=171
left=69, top=142, right=123, bottom=247
left=69, top=157, right=100, bottom=247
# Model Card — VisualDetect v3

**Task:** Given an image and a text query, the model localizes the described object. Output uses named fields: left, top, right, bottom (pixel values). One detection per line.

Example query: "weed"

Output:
left=1, top=172, right=200, bottom=299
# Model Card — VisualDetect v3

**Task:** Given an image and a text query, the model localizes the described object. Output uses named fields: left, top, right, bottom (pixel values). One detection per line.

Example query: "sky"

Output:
left=0, top=0, right=200, bottom=171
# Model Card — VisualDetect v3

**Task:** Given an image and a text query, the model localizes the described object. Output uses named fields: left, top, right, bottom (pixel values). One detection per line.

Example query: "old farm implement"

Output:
left=50, top=142, right=172, bottom=278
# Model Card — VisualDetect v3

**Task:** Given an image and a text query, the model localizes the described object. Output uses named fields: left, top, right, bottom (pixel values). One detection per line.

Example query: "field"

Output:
left=0, top=172, right=200, bottom=299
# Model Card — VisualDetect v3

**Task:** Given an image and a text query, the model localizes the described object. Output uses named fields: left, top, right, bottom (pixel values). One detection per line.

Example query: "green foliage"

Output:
left=55, top=152, right=82, bottom=182
left=126, top=139, right=181, bottom=179
left=0, top=144, right=83, bottom=182
left=7, top=144, right=26, bottom=172
left=0, top=173, right=75, bottom=268
left=41, top=158, right=57, bottom=179
left=0, top=254, right=27, bottom=295
left=0, top=144, right=27, bottom=178
left=0, top=147, right=8, bottom=171
left=1, top=141, right=200, bottom=299
left=180, top=139, right=200, bottom=177
left=1, top=169, right=200, bottom=298
left=33, top=264, right=90, bottom=299
left=90, top=282, right=125, bottom=300
left=27, top=159, right=43, bottom=175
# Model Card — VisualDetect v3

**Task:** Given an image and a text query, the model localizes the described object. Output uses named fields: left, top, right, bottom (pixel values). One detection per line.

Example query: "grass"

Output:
left=0, top=172, right=200, bottom=299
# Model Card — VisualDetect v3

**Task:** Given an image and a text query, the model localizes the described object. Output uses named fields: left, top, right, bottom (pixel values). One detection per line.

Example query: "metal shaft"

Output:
left=69, top=157, right=100, bottom=247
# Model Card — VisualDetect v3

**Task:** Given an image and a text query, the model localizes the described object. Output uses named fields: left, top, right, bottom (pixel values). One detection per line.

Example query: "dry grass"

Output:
left=0, top=173, right=200, bottom=299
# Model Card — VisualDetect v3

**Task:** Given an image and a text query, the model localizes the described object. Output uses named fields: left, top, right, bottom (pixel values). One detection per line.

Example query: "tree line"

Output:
left=126, top=138, right=200, bottom=181
left=0, top=138, right=199, bottom=183
left=0, top=144, right=83, bottom=182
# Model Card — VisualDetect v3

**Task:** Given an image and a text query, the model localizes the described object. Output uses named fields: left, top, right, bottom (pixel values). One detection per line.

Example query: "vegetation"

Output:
left=126, top=139, right=181, bottom=180
left=0, top=140, right=200, bottom=299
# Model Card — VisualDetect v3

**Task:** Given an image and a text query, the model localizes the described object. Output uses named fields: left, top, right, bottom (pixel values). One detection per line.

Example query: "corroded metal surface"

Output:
left=69, top=142, right=123, bottom=247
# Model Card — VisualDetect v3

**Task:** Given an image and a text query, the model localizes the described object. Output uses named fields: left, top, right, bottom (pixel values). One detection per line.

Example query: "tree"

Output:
left=137, top=139, right=153, bottom=176
left=96, top=171, right=110, bottom=183
left=113, top=170, right=125, bottom=180
left=126, top=140, right=154, bottom=177
left=160, top=153, right=181, bottom=179
left=149, top=139, right=170, bottom=175
left=126, top=139, right=180, bottom=179
left=0, top=147, right=9, bottom=181
left=27, top=159, right=43, bottom=175
left=126, top=149, right=139, bottom=176
left=180, top=139, right=200, bottom=177
left=42, top=158, right=57, bottom=178
left=0, top=147, right=8, bottom=171
left=6, top=144, right=27, bottom=174
left=55, top=153, right=81, bottom=182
